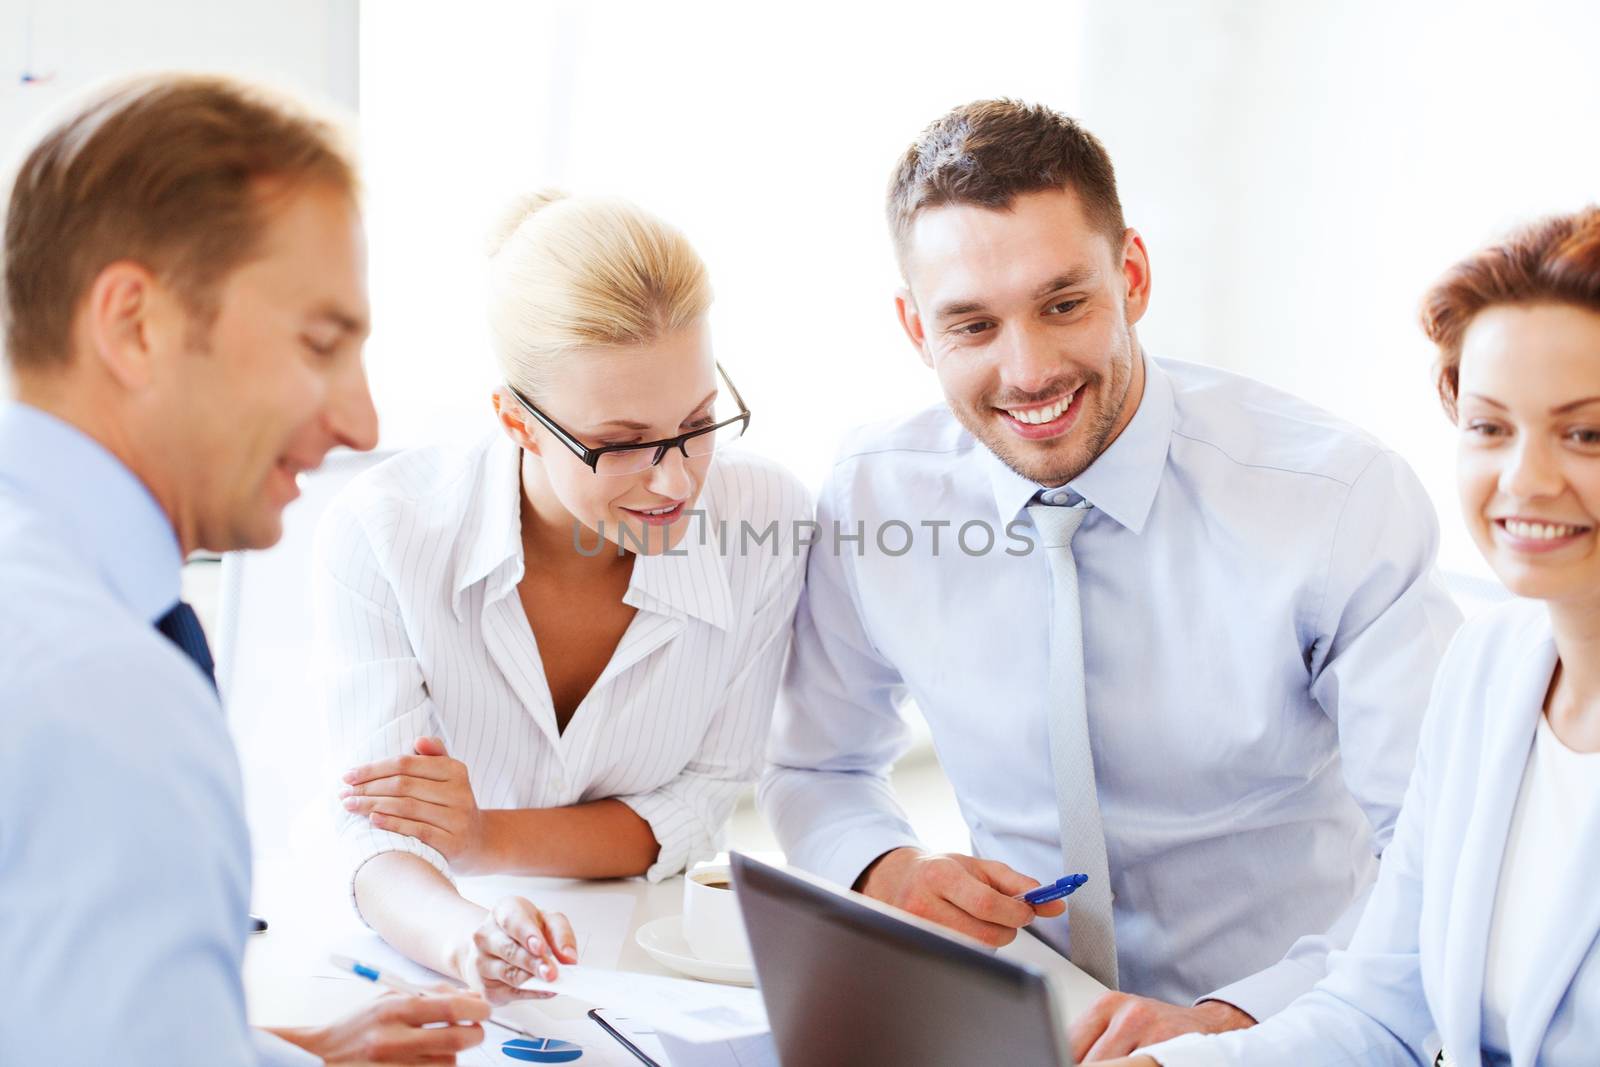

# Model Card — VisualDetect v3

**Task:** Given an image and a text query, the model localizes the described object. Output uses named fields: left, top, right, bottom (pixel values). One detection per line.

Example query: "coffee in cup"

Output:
left=682, top=863, right=752, bottom=966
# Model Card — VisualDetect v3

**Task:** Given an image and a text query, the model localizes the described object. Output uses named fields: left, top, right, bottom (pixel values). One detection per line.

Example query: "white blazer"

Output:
left=1152, top=599, right=1600, bottom=1067
left=316, top=433, right=810, bottom=891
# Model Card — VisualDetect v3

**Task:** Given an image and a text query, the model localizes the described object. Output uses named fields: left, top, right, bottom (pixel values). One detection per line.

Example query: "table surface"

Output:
left=243, top=864, right=1108, bottom=1043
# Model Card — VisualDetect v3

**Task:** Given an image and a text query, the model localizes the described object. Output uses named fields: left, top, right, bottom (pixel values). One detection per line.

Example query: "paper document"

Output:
left=459, top=1006, right=642, bottom=1066
left=456, top=880, right=638, bottom=971
left=518, top=965, right=769, bottom=1043
left=658, top=1030, right=779, bottom=1067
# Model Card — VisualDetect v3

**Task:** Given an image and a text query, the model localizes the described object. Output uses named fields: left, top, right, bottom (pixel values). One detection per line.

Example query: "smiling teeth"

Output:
left=1005, top=392, right=1075, bottom=425
left=1503, top=519, right=1587, bottom=540
left=638, top=505, right=678, bottom=515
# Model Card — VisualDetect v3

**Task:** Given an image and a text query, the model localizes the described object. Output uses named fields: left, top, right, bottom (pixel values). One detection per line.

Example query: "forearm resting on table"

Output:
left=354, top=852, right=495, bottom=979
left=354, top=801, right=658, bottom=973
left=480, top=798, right=661, bottom=878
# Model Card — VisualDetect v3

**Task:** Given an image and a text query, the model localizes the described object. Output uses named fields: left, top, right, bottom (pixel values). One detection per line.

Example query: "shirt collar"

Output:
left=452, top=433, right=525, bottom=611
left=627, top=505, right=735, bottom=630
left=0, top=402, right=182, bottom=622
left=982, top=352, right=1174, bottom=534
left=452, top=433, right=734, bottom=630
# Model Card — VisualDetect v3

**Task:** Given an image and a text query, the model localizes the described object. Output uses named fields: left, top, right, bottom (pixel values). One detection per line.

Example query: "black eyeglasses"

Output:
left=507, top=362, right=751, bottom=476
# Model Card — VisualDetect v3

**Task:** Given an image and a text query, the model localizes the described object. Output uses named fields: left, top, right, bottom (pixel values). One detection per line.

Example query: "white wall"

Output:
left=359, top=0, right=1090, bottom=488
left=0, top=0, right=357, bottom=400
left=0, top=0, right=356, bottom=164
left=1077, top=0, right=1600, bottom=576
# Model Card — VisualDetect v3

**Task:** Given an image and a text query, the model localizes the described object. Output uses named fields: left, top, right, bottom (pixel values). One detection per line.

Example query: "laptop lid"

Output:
left=731, top=852, right=1072, bottom=1067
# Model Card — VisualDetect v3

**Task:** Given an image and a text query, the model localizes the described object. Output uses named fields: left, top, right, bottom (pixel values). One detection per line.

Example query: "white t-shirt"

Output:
left=1482, top=712, right=1600, bottom=1053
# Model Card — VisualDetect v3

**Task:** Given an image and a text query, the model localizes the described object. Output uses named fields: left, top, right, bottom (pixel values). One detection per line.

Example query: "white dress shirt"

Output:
left=761, top=355, right=1462, bottom=1020
left=1148, top=600, right=1600, bottom=1067
left=0, top=404, right=315, bottom=1066
left=318, top=433, right=810, bottom=892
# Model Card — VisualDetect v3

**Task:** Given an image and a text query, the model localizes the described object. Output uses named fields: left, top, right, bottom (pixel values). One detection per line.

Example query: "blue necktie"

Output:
left=154, top=599, right=263, bottom=932
left=155, top=601, right=217, bottom=691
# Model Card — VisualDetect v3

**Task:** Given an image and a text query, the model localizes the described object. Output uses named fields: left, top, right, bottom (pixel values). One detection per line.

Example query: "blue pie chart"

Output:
left=500, top=1037, right=583, bottom=1063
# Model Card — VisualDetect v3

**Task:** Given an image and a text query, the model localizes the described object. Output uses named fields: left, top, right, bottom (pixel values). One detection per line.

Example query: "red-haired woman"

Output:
left=1116, top=208, right=1600, bottom=1067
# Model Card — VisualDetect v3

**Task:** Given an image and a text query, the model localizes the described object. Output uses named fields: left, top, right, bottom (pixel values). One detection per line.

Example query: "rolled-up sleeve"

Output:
left=314, top=495, right=453, bottom=906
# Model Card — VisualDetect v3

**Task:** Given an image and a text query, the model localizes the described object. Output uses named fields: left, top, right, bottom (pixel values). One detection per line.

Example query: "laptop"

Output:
left=731, top=852, right=1074, bottom=1066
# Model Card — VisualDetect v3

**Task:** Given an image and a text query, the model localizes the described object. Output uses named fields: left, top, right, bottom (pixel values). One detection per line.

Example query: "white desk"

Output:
left=244, top=868, right=1107, bottom=1044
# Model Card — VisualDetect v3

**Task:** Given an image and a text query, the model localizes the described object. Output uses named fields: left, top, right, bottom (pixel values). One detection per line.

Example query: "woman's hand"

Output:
left=342, top=737, right=496, bottom=873
left=449, top=895, right=579, bottom=1005
left=272, top=990, right=489, bottom=1064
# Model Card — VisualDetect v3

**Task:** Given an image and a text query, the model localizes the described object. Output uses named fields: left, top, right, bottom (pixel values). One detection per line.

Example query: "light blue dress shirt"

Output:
left=0, top=404, right=315, bottom=1065
left=760, top=356, right=1463, bottom=1020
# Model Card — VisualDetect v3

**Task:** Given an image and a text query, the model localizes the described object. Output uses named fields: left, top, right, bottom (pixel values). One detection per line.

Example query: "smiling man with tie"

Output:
left=0, top=74, right=490, bottom=1064
left=760, top=99, right=1465, bottom=1061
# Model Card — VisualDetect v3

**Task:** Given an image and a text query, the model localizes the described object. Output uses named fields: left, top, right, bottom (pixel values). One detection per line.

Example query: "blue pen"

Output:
left=1015, top=873, right=1089, bottom=906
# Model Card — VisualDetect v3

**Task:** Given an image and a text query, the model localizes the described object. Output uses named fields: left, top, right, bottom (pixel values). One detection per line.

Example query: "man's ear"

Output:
left=82, top=260, right=170, bottom=390
left=894, top=288, right=935, bottom=369
left=491, top=387, right=540, bottom=454
left=1120, top=228, right=1152, bottom=326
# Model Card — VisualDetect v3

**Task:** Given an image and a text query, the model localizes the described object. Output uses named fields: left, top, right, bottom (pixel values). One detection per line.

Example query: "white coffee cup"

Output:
left=681, top=862, right=752, bottom=966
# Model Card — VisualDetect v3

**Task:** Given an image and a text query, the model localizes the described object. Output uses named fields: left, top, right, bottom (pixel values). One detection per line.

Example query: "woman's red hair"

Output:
left=1422, top=207, right=1600, bottom=419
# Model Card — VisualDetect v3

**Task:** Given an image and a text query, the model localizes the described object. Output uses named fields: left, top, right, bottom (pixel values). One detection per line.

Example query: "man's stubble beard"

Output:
left=957, top=347, right=1135, bottom=489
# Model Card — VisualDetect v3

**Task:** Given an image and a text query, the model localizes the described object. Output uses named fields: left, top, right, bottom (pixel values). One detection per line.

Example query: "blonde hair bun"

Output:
left=487, top=192, right=712, bottom=399
left=486, top=188, right=568, bottom=257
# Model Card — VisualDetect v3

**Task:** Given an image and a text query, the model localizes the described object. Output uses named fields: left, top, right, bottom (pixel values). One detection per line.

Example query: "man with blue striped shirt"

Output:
left=0, top=74, right=487, bottom=1064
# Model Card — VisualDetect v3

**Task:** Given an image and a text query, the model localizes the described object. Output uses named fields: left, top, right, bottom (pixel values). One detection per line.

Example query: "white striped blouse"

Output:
left=314, top=431, right=811, bottom=891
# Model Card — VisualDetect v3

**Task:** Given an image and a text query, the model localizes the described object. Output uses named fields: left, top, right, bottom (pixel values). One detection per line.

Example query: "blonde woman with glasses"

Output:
left=316, top=192, right=809, bottom=1003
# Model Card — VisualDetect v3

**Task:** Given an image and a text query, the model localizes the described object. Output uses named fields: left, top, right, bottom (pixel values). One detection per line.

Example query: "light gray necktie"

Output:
left=1028, top=495, right=1119, bottom=990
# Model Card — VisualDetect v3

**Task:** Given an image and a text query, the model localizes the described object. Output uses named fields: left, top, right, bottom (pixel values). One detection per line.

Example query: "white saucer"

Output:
left=635, top=916, right=756, bottom=986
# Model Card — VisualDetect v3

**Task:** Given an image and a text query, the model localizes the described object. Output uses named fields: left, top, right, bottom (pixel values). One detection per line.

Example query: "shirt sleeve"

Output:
left=0, top=643, right=265, bottom=1065
left=757, top=463, right=926, bottom=889
left=1145, top=650, right=1449, bottom=1067
left=314, top=494, right=454, bottom=910
left=616, top=466, right=813, bottom=881
left=1197, top=449, right=1462, bottom=1022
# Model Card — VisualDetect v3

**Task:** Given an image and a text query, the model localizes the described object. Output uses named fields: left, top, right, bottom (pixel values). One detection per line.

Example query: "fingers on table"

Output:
left=494, top=898, right=561, bottom=978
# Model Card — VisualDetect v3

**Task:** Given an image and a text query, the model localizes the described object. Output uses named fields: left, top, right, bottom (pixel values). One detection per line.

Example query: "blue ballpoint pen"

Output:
left=328, top=953, right=544, bottom=1040
left=1015, top=873, right=1089, bottom=906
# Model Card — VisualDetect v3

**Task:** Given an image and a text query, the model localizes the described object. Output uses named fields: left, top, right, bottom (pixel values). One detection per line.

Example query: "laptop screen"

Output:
left=732, top=853, right=1071, bottom=1067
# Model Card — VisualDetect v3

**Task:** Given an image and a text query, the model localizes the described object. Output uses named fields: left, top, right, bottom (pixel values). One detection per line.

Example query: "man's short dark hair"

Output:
left=887, top=99, right=1125, bottom=268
